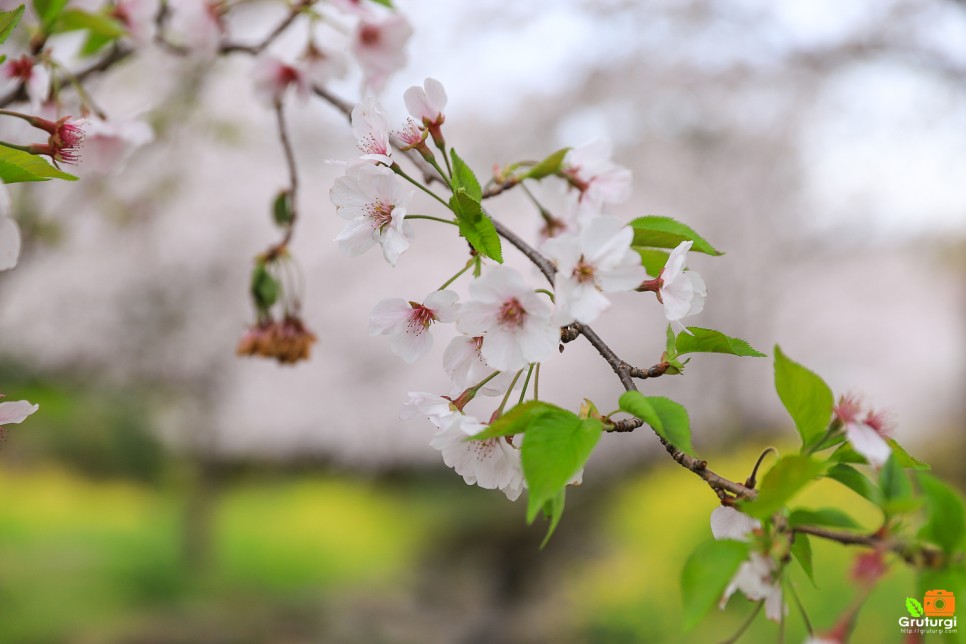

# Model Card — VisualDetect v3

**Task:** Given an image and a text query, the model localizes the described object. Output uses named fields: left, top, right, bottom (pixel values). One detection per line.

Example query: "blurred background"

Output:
left=0, top=0, right=964, bottom=641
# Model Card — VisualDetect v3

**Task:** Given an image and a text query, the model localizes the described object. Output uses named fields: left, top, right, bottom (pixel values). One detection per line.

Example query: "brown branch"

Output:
left=263, top=101, right=298, bottom=260
left=792, top=525, right=949, bottom=568
left=219, top=4, right=307, bottom=56
left=0, top=45, right=133, bottom=108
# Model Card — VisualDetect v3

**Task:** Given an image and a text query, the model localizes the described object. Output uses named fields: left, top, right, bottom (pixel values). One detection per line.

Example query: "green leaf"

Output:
left=79, top=30, right=114, bottom=57
left=888, top=439, right=930, bottom=470
left=539, top=489, right=565, bottom=549
left=917, top=473, right=966, bottom=554
left=449, top=149, right=481, bottom=201
left=525, top=147, right=569, bottom=180
left=449, top=189, right=503, bottom=263
left=791, top=533, right=814, bottom=584
left=741, top=455, right=826, bottom=519
left=32, top=0, right=68, bottom=29
left=681, top=540, right=750, bottom=631
left=0, top=145, right=78, bottom=183
left=629, top=216, right=722, bottom=255
left=665, top=324, right=678, bottom=359
left=907, top=597, right=926, bottom=618
left=470, top=401, right=561, bottom=440
left=369, top=0, right=393, bottom=7
left=522, top=414, right=601, bottom=524
left=0, top=5, right=25, bottom=45
left=880, top=454, right=913, bottom=505
left=51, top=9, right=124, bottom=37
left=272, top=191, right=293, bottom=227
left=618, top=391, right=695, bottom=456
left=250, top=263, right=279, bottom=310
left=675, top=328, right=766, bottom=358
left=825, top=464, right=882, bottom=506
left=788, top=508, right=861, bottom=530
left=773, top=346, right=834, bottom=449
left=828, top=442, right=864, bottom=464
left=632, top=247, right=670, bottom=278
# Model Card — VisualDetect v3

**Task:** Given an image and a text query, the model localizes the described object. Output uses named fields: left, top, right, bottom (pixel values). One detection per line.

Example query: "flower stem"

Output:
left=494, top=369, right=524, bottom=418
left=535, top=288, right=555, bottom=303
left=425, top=155, right=450, bottom=184
left=406, top=214, right=458, bottom=226
left=534, top=363, right=541, bottom=401
left=720, top=601, right=764, bottom=644
left=437, top=140, right=452, bottom=177
left=437, top=258, right=474, bottom=290
left=469, top=370, right=501, bottom=394
left=392, top=164, right=451, bottom=209
left=517, top=363, right=535, bottom=405
left=0, top=139, right=33, bottom=152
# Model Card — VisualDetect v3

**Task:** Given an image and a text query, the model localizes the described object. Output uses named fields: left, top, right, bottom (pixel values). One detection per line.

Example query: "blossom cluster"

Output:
left=328, top=77, right=710, bottom=499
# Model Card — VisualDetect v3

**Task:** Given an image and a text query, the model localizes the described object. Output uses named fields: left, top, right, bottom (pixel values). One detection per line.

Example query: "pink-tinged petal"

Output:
left=661, top=241, right=692, bottom=284
left=423, top=289, right=459, bottom=322
left=167, top=0, right=223, bottom=56
left=402, top=392, right=456, bottom=427
left=764, top=585, right=787, bottom=622
left=335, top=217, right=377, bottom=257
left=518, top=319, right=559, bottom=365
left=377, top=209, right=413, bottom=265
left=541, top=233, right=582, bottom=275
left=0, top=400, right=38, bottom=425
left=0, top=215, right=20, bottom=271
left=368, top=298, right=413, bottom=335
left=596, top=255, right=646, bottom=292
left=481, top=329, right=526, bottom=372
left=424, top=78, right=447, bottom=115
left=685, top=271, right=707, bottom=316
left=352, top=14, right=412, bottom=92
left=845, top=422, right=892, bottom=468
left=77, top=117, right=154, bottom=176
left=566, top=280, right=611, bottom=325
left=403, top=77, right=447, bottom=122
left=456, top=302, right=497, bottom=337
left=661, top=274, right=695, bottom=321
left=389, top=324, right=432, bottom=363
left=710, top=506, right=761, bottom=541
left=25, top=64, right=48, bottom=110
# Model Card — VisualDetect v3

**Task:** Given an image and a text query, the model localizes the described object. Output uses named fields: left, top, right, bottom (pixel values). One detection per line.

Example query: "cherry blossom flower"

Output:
left=167, top=0, right=224, bottom=56
left=330, top=162, right=413, bottom=265
left=74, top=116, right=154, bottom=175
left=0, top=398, right=39, bottom=428
left=442, top=335, right=515, bottom=397
left=351, top=13, right=412, bottom=91
left=236, top=317, right=317, bottom=364
left=562, top=139, right=631, bottom=220
left=430, top=412, right=525, bottom=501
left=392, top=118, right=426, bottom=150
left=400, top=392, right=457, bottom=428
left=457, top=266, right=558, bottom=372
left=542, top=216, right=646, bottom=325
left=351, top=97, right=393, bottom=165
left=0, top=184, right=21, bottom=271
left=251, top=55, right=310, bottom=107
left=404, top=77, right=447, bottom=127
left=833, top=394, right=893, bottom=468
left=659, top=241, right=707, bottom=334
left=0, top=56, right=49, bottom=110
left=720, top=551, right=786, bottom=622
left=302, top=42, right=347, bottom=87
left=368, top=290, right=459, bottom=363
left=111, top=0, right=158, bottom=44
left=29, top=116, right=86, bottom=165
left=710, top=506, right=761, bottom=541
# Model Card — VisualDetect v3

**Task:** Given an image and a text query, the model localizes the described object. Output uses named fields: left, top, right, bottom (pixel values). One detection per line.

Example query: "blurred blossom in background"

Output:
left=0, top=0, right=963, bottom=641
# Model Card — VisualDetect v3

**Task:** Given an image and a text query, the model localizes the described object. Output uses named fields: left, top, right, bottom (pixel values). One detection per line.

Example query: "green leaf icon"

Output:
left=906, top=597, right=924, bottom=617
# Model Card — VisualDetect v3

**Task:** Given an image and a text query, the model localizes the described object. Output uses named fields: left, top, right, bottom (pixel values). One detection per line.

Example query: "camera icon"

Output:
left=924, top=590, right=956, bottom=617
